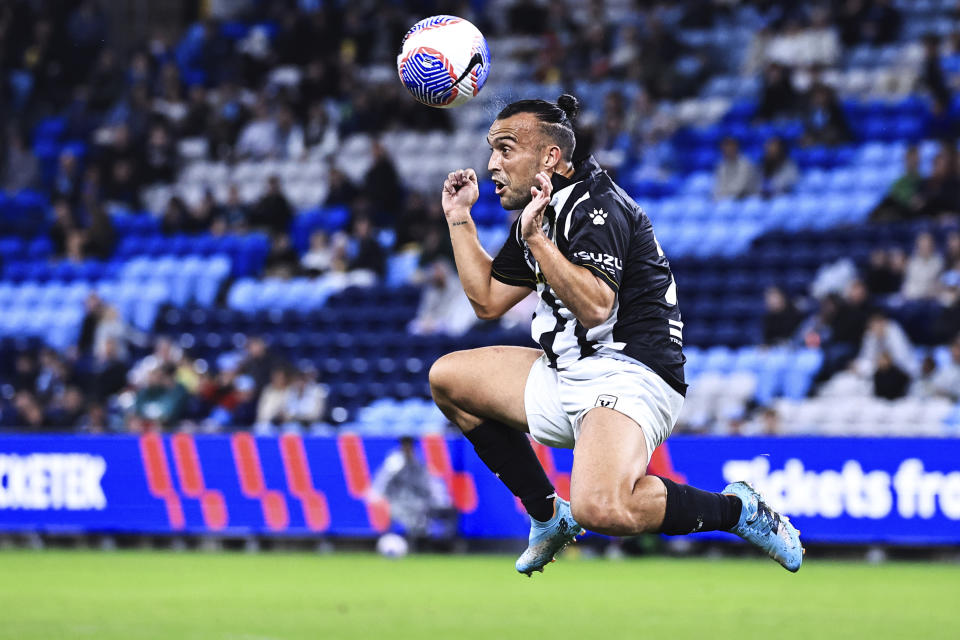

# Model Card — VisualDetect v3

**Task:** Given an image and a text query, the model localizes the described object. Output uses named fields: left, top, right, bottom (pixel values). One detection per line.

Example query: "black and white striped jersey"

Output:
left=490, top=155, right=687, bottom=396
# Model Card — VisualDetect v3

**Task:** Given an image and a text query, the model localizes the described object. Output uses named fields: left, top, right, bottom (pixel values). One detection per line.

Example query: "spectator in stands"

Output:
left=13, top=353, right=39, bottom=393
left=756, top=64, right=799, bottom=121
left=103, top=158, right=141, bottom=210
left=919, top=34, right=951, bottom=106
left=47, top=385, right=86, bottom=429
left=160, top=196, right=190, bottom=235
left=864, top=248, right=905, bottom=296
left=931, top=335, right=960, bottom=401
left=326, top=166, right=359, bottom=208
left=50, top=198, right=78, bottom=257
left=762, top=286, right=802, bottom=345
left=237, top=98, right=279, bottom=160
left=130, top=364, right=188, bottom=432
left=759, top=137, right=799, bottom=197
left=839, top=0, right=902, bottom=46
left=218, top=184, right=249, bottom=231
left=2, top=126, right=39, bottom=192
left=89, top=337, right=128, bottom=402
left=77, top=403, right=110, bottom=434
left=88, top=48, right=125, bottom=114
left=856, top=312, right=917, bottom=379
left=256, top=366, right=291, bottom=429
left=35, top=348, right=70, bottom=403
left=12, top=391, right=46, bottom=430
left=264, top=233, right=300, bottom=278
left=364, top=141, right=403, bottom=224
left=801, top=84, right=851, bottom=146
left=140, top=123, right=177, bottom=185
left=77, top=292, right=105, bottom=356
left=93, top=305, right=136, bottom=362
left=273, top=104, right=305, bottom=159
left=83, top=203, right=116, bottom=260
left=128, top=336, right=181, bottom=388
left=238, top=336, right=276, bottom=391
left=304, top=103, right=338, bottom=156
left=284, top=367, right=327, bottom=426
left=301, top=230, right=335, bottom=275
left=409, top=258, right=478, bottom=337
left=915, top=149, right=960, bottom=218
left=927, top=97, right=958, bottom=140
left=348, top=217, right=386, bottom=277
left=181, top=190, right=217, bottom=234
left=901, top=232, right=944, bottom=300
left=871, top=146, right=922, bottom=222
left=713, top=137, right=759, bottom=200
left=249, top=175, right=293, bottom=236
left=815, top=280, right=873, bottom=383
left=53, top=150, right=82, bottom=203
left=873, top=351, right=911, bottom=400
left=945, top=231, right=960, bottom=269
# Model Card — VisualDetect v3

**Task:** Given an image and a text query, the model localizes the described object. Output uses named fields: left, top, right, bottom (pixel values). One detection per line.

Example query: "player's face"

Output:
left=487, top=114, right=544, bottom=210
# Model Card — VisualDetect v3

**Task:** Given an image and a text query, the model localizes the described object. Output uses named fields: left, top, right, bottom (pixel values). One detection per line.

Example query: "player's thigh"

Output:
left=570, top=407, right=649, bottom=505
left=429, top=345, right=542, bottom=430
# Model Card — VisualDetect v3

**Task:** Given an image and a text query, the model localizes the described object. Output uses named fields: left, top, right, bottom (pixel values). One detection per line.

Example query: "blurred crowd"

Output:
left=763, top=227, right=960, bottom=402
left=0, top=290, right=328, bottom=433
left=0, top=0, right=958, bottom=433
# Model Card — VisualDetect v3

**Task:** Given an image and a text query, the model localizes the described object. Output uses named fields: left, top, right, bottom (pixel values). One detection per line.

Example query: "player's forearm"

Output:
left=526, top=234, right=613, bottom=329
left=445, top=212, right=498, bottom=315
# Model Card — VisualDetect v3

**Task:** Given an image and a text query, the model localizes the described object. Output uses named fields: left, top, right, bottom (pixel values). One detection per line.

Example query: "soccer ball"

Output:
left=376, top=533, right=409, bottom=558
left=397, top=15, right=491, bottom=108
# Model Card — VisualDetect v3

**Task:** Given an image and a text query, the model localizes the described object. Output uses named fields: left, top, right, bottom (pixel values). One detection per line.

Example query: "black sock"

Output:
left=656, top=477, right=743, bottom=535
left=464, top=420, right=556, bottom=522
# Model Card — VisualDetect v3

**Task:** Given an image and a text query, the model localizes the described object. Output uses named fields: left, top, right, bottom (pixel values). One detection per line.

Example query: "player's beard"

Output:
left=498, top=174, right=540, bottom=211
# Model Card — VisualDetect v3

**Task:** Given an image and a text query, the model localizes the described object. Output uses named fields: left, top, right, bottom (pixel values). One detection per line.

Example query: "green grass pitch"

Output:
left=0, top=549, right=957, bottom=639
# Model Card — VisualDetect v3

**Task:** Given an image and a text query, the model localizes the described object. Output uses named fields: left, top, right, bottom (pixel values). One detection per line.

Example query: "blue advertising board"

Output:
left=0, top=434, right=958, bottom=544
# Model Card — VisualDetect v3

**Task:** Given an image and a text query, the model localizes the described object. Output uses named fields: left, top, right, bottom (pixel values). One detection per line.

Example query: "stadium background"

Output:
left=0, top=1, right=959, bottom=637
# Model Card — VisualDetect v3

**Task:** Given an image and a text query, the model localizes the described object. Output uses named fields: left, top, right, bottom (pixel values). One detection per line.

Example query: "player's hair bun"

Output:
left=556, top=94, right=580, bottom=121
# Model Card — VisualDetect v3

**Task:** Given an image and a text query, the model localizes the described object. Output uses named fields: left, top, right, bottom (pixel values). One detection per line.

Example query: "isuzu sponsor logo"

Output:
left=573, top=251, right=622, bottom=275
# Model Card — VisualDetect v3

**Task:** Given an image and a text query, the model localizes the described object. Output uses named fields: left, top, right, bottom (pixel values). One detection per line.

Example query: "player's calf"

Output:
left=570, top=485, right=663, bottom=536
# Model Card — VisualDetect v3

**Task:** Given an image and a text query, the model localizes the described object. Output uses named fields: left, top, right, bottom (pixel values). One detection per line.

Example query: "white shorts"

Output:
left=523, top=353, right=684, bottom=463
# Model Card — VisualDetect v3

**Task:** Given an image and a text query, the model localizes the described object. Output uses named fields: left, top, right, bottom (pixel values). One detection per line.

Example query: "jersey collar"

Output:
left=549, top=155, right=602, bottom=213
left=550, top=155, right=603, bottom=193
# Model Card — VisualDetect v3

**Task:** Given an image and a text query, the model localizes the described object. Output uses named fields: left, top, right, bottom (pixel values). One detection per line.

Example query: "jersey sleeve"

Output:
left=491, top=217, right=537, bottom=290
left=563, top=197, right=629, bottom=292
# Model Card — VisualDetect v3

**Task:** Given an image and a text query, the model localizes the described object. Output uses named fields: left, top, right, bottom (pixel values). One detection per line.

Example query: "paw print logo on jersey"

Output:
left=590, top=208, right=607, bottom=225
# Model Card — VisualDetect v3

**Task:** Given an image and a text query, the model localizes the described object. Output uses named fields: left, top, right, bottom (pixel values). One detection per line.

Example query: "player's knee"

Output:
left=427, top=355, right=453, bottom=400
left=428, top=353, right=461, bottom=405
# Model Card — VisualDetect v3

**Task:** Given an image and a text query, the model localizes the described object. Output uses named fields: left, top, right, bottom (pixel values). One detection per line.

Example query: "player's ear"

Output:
left=541, top=145, right=562, bottom=170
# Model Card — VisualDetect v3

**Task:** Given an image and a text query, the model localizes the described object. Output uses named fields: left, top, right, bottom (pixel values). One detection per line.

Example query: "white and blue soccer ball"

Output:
left=376, top=533, right=410, bottom=558
left=397, top=15, right=491, bottom=108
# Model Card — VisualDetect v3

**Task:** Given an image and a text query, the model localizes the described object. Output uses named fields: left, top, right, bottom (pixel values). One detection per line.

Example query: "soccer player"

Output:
left=430, top=95, right=803, bottom=574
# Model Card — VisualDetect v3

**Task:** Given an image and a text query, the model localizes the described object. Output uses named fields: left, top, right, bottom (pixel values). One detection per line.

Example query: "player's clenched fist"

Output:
left=442, top=168, right=479, bottom=221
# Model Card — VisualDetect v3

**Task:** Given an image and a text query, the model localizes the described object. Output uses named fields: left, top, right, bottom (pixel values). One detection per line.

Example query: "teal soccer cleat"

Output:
left=516, top=497, right=584, bottom=576
left=724, top=481, right=804, bottom=572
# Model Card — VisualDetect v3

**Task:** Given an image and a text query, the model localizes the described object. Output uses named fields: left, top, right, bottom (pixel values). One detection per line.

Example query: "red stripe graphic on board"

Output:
left=138, top=433, right=185, bottom=530
left=279, top=434, right=330, bottom=532
left=421, top=434, right=477, bottom=512
left=170, top=433, right=228, bottom=531
left=230, top=433, right=289, bottom=531
left=337, top=433, right=389, bottom=532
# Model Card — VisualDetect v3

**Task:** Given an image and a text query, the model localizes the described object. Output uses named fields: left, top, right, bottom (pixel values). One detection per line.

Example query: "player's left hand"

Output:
left=520, top=172, right=552, bottom=242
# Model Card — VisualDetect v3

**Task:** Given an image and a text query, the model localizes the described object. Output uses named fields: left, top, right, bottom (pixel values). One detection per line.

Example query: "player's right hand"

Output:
left=442, top=169, right=479, bottom=221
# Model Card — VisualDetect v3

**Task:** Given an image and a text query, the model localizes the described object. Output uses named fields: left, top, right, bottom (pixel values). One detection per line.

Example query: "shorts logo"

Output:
left=595, top=394, right=618, bottom=409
